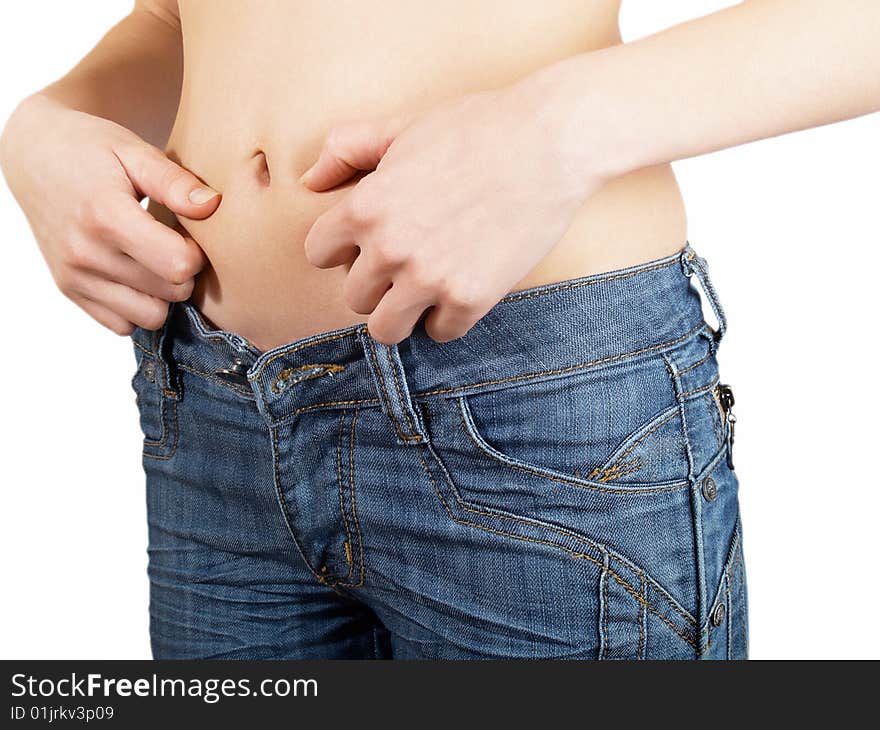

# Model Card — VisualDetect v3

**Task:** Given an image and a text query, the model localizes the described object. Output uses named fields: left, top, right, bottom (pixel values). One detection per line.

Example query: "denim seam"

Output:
left=386, top=344, right=420, bottom=438
left=590, top=406, right=680, bottom=483
left=701, top=519, right=742, bottom=636
left=142, top=392, right=179, bottom=461
left=638, top=571, right=647, bottom=660
left=455, top=397, right=689, bottom=495
left=497, top=256, right=680, bottom=304
left=339, top=408, right=366, bottom=589
left=599, top=558, right=609, bottom=660
left=414, top=321, right=705, bottom=400
left=419, top=447, right=699, bottom=640
left=725, top=572, right=733, bottom=660
left=269, top=426, right=340, bottom=593
left=663, top=350, right=707, bottom=645
left=336, top=410, right=355, bottom=582
left=419, top=451, right=698, bottom=649
left=363, top=334, right=423, bottom=443
left=704, top=393, right=724, bottom=449
left=265, top=398, right=383, bottom=427
left=250, top=330, right=357, bottom=379
left=132, top=339, right=153, bottom=356
left=673, top=340, right=716, bottom=380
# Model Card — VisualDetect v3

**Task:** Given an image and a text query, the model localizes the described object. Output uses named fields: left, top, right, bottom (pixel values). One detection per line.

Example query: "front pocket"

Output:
left=449, top=353, right=691, bottom=490
left=417, top=437, right=701, bottom=657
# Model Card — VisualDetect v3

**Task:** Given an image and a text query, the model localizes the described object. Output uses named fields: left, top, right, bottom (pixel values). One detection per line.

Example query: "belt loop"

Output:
left=152, top=303, right=180, bottom=398
left=358, top=328, right=429, bottom=446
left=680, top=242, right=728, bottom=344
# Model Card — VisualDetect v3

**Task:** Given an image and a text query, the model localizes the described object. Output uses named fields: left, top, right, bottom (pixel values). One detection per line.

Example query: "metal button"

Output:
left=701, top=476, right=718, bottom=502
left=142, top=360, right=157, bottom=383
left=214, top=358, right=249, bottom=386
left=711, top=602, right=726, bottom=627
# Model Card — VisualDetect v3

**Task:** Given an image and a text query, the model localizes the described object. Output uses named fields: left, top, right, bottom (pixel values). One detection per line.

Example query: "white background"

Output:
left=1, top=1, right=878, bottom=660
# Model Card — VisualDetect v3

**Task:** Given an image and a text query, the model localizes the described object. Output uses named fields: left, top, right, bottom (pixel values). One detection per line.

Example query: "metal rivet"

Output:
left=711, top=602, right=726, bottom=627
left=701, top=476, right=718, bottom=502
left=142, top=360, right=156, bottom=383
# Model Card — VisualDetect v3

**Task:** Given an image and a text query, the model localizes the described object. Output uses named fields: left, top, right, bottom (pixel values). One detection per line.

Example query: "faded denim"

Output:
left=130, top=242, right=747, bottom=660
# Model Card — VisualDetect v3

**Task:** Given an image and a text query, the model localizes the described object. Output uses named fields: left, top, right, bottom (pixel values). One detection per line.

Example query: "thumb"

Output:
left=115, top=141, right=221, bottom=220
left=300, top=115, right=410, bottom=192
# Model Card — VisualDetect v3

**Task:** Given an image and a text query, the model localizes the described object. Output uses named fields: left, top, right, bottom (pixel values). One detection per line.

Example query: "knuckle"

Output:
left=142, top=301, right=169, bottom=330
left=347, top=184, right=381, bottom=227
left=166, top=254, right=197, bottom=285
left=111, top=321, right=135, bottom=336
left=76, top=200, right=112, bottom=235
left=443, top=279, right=484, bottom=311
left=407, top=260, right=443, bottom=291
left=159, top=164, right=190, bottom=197
left=168, top=279, right=194, bottom=301
left=62, top=237, right=94, bottom=269
left=370, top=238, right=406, bottom=269
left=53, top=268, right=75, bottom=296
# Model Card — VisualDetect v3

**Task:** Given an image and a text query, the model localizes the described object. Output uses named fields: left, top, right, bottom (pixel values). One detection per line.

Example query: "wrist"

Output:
left=512, top=51, right=643, bottom=190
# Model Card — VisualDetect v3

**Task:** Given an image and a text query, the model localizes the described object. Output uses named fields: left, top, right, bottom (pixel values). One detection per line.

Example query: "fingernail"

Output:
left=189, top=186, right=220, bottom=205
left=299, top=166, right=315, bottom=186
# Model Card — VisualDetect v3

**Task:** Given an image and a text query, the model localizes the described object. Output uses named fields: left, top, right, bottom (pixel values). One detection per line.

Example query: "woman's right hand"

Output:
left=0, top=94, right=221, bottom=335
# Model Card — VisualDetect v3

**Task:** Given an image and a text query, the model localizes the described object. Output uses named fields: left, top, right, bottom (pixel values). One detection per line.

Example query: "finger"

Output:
left=74, top=296, right=135, bottom=336
left=81, top=274, right=170, bottom=331
left=422, top=296, right=492, bottom=343
left=114, top=140, right=221, bottom=219
left=366, top=282, right=433, bottom=345
left=70, top=242, right=195, bottom=302
left=303, top=201, right=360, bottom=269
left=343, top=252, right=393, bottom=314
left=114, top=253, right=194, bottom=301
left=109, top=197, right=208, bottom=284
left=300, top=115, right=410, bottom=192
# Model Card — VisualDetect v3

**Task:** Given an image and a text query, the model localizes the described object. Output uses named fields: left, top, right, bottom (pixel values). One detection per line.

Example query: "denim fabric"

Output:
left=130, top=243, right=747, bottom=660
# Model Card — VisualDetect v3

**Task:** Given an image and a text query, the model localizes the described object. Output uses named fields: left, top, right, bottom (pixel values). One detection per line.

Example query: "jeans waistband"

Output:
left=131, top=242, right=725, bottom=445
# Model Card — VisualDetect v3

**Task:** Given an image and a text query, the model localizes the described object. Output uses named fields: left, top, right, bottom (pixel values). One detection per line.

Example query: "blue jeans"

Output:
left=130, top=243, right=747, bottom=660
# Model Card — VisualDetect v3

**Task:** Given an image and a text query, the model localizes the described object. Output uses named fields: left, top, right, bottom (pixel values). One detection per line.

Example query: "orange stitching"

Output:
left=251, top=330, right=357, bottom=378
left=601, top=409, right=680, bottom=480
left=272, top=363, right=345, bottom=393
left=596, top=461, right=644, bottom=483
left=142, top=397, right=178, bottom=460
left=588, top=458, right=643, bottom=482
left=340, top=408, right=365, bottom=588
left=499, top=257, right=679, bottom=304
left=270, top=427, right=324, bottom=586
left=675, top=344, right=713, bottom=377
left=415, top=321, right=705, bottom=399
left=336, top=410, right=355, bottom=581
left=132, top=340, right=152, bottom=355
left=456, top=399, right=687, bottom=496
left=419, top=449, right=697, bottom=636
left=364, top=335, right=421, bottom=442
left=385, top=344, right=420, bottom=438
left=679, top=378, right=719, bottom=400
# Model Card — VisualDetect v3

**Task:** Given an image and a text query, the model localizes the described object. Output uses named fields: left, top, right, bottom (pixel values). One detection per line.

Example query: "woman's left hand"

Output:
left=300, top=82, right=604, bottom=344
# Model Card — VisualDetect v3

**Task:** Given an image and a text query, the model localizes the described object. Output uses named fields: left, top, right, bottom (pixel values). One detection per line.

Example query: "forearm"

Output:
left=25, top=3, right=183, bottom=148
left=527, top=0, right=880, bottom=184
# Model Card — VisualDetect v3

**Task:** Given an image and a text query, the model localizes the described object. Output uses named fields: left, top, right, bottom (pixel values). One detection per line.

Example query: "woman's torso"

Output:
left=161, top=0, right=687, bottom=350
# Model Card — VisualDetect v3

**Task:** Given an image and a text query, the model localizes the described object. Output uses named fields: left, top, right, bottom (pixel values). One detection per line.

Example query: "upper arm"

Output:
left=134, top=0, right=181, bottom=31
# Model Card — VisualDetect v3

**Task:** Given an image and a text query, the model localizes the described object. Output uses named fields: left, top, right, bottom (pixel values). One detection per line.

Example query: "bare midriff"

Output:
left=160, top=0, right=687, bottom=351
